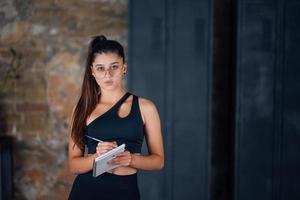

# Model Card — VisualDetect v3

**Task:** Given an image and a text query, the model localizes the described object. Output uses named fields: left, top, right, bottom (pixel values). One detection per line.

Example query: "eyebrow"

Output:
left=95, top=62, right=119, bottom=67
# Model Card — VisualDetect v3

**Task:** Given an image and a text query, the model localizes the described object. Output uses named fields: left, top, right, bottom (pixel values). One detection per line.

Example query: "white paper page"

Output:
left=92, top=144, right=126, bottom=177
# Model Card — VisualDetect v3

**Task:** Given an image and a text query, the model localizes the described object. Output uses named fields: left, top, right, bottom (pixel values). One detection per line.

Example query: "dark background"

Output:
left=129, top=0, right=300, bottom=200
left=0, top=0, right=299, bottom=199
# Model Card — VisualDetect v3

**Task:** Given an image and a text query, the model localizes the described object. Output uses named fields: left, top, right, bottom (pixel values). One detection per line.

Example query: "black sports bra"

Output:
left=85, top=92, right=145, bottom=154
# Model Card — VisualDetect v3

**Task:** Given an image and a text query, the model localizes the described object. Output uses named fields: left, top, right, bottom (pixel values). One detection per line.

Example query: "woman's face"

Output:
left=91, top=52, right=127, bottom=91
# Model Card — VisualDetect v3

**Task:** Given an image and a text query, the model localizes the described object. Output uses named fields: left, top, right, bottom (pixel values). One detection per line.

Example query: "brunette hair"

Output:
left=70, top=35, right=125, bottom=151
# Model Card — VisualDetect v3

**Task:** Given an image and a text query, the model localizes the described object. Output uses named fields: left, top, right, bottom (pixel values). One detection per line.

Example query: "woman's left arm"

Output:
left=111, top=98, right=164, bottom=170
left=131, top=98, right=164, bottom=170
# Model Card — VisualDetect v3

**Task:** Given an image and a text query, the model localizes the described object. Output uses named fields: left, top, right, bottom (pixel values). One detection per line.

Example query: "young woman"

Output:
left=68, top=35, right=164, bottom=200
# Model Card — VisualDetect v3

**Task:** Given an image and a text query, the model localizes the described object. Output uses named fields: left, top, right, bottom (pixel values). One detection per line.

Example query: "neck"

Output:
left=99, top=87, right=127, bottom=104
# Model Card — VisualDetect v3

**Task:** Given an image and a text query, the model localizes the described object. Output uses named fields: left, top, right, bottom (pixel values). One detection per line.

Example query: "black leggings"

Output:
left=68, top=172, right=140, bottom=200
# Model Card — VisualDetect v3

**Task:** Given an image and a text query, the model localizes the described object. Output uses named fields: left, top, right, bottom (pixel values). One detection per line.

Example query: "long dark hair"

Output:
left=71, top=35, right=125, bottom=151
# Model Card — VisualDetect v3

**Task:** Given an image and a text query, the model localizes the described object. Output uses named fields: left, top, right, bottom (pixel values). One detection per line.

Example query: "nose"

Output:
left=104, top=70, right=112, bottom=78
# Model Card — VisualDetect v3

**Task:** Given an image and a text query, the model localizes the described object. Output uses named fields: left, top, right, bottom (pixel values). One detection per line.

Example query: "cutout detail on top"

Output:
left=117, top=95, right=133, bottom=119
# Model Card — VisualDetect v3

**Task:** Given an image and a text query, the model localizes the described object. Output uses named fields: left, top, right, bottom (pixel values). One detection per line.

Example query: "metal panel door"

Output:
left=129, top=0, right=213, bottom=199
left=235, top=0, right=300, bottom=199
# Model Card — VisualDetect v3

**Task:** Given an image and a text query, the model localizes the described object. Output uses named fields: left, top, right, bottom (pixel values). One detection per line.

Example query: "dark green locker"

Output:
left=128, top=0, right=213, bottom=199
left=235, top=0, right=300, bottom=200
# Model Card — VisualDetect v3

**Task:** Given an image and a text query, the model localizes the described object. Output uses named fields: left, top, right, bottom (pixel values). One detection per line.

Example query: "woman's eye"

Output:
left=111, top=65, right=119, bottom=70
left=97, top=67, right=105, bottom=71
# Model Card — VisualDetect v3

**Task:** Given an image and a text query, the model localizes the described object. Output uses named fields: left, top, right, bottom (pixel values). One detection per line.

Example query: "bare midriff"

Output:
left=107, top=166, right=137, bottom=175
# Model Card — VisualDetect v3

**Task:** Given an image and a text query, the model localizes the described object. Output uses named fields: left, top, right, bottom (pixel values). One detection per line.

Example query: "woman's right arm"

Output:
left=68, top=106, right=95, bottom=174
left=68, top=136, right=97, bottom=174
left=68, top=107, right=117, bottom=174
left=68, top=137, right=118, bottom=174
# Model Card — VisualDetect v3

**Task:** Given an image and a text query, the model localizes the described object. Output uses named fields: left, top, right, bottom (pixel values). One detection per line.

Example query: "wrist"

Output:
left=130, top=153, right=139, bottom=168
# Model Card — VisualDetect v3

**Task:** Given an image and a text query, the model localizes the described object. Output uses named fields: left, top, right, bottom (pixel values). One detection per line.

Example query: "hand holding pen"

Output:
left=86, top=135, right=133, bottom=168
left=86, top=135, right=118, bottom=157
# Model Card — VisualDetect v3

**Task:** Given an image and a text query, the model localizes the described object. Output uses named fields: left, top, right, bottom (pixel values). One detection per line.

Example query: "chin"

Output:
left=101, top=85, right=118, bottom=91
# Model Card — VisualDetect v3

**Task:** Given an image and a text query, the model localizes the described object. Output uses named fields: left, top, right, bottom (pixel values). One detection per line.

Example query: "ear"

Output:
left=90, top=65, right=95, bottom=76
left=123, top=62, right=128, bottom=73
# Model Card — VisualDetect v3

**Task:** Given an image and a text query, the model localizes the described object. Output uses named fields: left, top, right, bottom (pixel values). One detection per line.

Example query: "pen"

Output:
left=86, top=135, right=103, bottom=143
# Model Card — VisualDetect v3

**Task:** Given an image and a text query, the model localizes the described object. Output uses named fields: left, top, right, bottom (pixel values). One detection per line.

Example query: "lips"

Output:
left=104, top=80, right=113, bottom=84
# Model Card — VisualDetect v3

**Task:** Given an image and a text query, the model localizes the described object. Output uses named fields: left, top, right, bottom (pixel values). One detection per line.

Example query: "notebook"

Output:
left=92, top=143, right=126, bottom=177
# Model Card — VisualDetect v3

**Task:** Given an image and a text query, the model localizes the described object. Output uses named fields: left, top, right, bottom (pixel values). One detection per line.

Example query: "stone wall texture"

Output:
left=0, top=0, right=128, bottom=199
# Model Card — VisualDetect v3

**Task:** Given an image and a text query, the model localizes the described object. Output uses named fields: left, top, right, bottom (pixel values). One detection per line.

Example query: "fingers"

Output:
left=96, top=141, right=118, bottom=156
left=96, top=149, right=108, bottom=156
left=98, top=141, right=117, bottom=148
left=116, top=151, right=130, bottom=157
left=109, top=151, right=132, bottom=166
left=110, top=157, right=131, bottom=166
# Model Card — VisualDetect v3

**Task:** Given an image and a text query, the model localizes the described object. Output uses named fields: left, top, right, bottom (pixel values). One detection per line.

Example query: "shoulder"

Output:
left=136, top=96, right=156, bottom=110
left=136, top=96, right=159, bottom=120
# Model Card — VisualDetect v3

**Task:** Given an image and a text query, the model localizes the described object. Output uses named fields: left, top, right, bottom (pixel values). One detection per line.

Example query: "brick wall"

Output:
left=0, top=0, right=128, bottom=199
